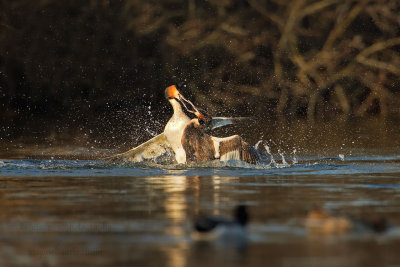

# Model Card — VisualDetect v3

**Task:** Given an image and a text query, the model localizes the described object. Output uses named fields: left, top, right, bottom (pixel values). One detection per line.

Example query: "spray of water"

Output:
left=264, top=144, right=276, bottom=166
left=255, top=140, right=263, bottom=150
left=256, top=139, right=298, bottom=168
left=278, top=149, right=288, bottom=167
left=292, top=149, right=298, bottom=164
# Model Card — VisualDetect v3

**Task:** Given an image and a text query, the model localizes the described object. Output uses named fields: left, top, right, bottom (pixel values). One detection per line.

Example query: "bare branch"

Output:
left=323, top=0, right=368, bottom=50
left=247, top=0, right=284, bottom=29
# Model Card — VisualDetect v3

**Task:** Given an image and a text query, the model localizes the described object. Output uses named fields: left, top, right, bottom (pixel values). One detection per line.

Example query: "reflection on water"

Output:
left=158, top=176, right=188, bottom=267
left=1, top=153, right=400, bottom=266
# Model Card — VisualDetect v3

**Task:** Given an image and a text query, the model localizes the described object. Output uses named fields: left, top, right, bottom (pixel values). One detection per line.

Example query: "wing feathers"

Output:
left=218, top=135, right=260, bottom=164
left=105, top=133, right=173, bottom=162
left=181, top=120, right=215, bottom=163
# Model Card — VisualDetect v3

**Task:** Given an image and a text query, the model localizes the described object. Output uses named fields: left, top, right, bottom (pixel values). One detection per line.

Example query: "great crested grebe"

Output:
left=108, top=85, right=262, bottom=164
left=165, top=85, right=261, bottom=164
left=163, top=85, right=191, bottom=164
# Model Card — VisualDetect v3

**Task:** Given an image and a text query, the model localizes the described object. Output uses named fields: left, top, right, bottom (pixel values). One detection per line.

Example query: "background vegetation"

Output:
left=1, top=0, right=399, bottom=147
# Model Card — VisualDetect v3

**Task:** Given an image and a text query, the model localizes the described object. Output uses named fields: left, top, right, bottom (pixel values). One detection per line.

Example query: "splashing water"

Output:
left=278, top=149, right=288, bottom=167
left=292, top=149, right=298, bottom=164
left=255, top=140, right=263, bottom=150
left=264, top=144, right=276, bottom=166
left=256, top=139, right=298, bottom=168
left=144, top=127, right=158, bottom=137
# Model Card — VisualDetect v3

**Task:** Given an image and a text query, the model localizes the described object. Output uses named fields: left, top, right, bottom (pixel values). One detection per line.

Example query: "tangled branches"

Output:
left=1, top=0, right=399, bottom=128
left=123, top=0, right=400, bottom=121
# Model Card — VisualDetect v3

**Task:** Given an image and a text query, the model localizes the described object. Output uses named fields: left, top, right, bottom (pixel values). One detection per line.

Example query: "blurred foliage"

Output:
left=1, top=0, right=400, bottom=142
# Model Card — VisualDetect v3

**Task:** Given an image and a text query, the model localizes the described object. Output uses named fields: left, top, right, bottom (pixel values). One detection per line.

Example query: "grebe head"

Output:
left=194, top=109, right=212, bottom=126
left=165, top=85, right=183, bottom=100
left=165, top=85, right=211, bottom=124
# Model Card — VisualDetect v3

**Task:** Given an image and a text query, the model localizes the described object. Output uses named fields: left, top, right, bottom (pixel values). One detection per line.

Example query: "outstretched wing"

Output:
left=208, top=117, right=252, bottom=130
left=212, top=135, right=260, bottom=164
left=105, top=133, right=174, bottom=163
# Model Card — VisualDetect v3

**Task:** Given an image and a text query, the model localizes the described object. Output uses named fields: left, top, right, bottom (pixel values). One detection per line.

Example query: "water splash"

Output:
left=144, top=127, right=158, bottom=137
left=264, top=144, right=276, bottom=167
left=292, top=149, right=298, bottom=165
left=255, top=140, right=263, bottom=150
left=257, top=139, right=298, bottom=168
left=278, top=149, right=288, bottom=167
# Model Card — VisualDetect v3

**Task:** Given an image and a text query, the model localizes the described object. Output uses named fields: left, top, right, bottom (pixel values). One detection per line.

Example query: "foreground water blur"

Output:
left=1, top=149, right=400, bottom=266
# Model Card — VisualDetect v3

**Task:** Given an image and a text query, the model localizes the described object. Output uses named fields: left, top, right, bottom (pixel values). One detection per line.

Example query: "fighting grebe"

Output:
left=108, top=85, right=261, bottom=164
left=170, top=85, right=260, bottom=164
left=163, top=85, right=191, bottom=164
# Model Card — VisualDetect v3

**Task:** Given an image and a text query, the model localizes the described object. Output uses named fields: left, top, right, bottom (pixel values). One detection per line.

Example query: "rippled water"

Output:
left=1, top=151, right=400, bottom=266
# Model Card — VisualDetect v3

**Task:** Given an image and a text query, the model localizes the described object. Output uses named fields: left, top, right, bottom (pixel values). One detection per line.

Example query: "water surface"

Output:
left=1, top=152, right=400, bottom=266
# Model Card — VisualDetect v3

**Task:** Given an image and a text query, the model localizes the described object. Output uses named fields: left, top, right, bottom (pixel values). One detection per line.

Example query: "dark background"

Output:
left=1, top=0, right=399, bottom=152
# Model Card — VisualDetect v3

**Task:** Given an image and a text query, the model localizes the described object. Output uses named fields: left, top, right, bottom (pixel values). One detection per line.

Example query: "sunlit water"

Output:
left=1, top=152, right=400, bottom=266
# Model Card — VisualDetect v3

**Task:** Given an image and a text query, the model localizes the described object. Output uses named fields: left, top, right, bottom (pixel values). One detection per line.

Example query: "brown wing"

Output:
left=219, top=135, right=260, bottom=164
left=181, top=120, right=215, bottom=163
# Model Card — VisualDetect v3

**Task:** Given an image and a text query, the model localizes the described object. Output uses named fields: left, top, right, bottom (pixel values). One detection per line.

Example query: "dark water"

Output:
left=1, top=152, right=400, bottom=266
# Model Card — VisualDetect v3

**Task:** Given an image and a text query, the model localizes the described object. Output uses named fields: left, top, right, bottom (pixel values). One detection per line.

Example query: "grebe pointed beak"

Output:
left=165, top=85, right=210, bottom=119
left=195, top=111, right=206, bottom=120
left=179, top=94, right=208, bottom=118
